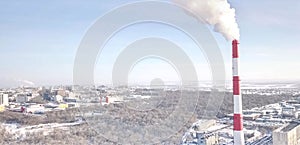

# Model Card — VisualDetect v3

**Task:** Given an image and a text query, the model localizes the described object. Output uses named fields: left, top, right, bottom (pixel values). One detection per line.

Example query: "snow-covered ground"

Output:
left=2, top=119, right=84, bottom=140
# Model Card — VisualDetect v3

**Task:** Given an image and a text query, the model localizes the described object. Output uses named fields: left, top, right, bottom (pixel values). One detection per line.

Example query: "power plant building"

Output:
left=273, top=121, right=300, bottom=145
left=182, top=120, right=219, bottom=145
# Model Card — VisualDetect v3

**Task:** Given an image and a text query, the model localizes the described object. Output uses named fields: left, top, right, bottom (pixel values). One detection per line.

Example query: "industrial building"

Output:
left=273, top=121, right=300, bottom=145
left=182, top=120, right=220, bottom=145
left=196, top=132, right=219, bottom=145
left=226, top=111, right=261, bottom=121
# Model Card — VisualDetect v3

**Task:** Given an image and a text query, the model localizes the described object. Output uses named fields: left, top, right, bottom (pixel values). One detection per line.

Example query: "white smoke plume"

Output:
left=18, top=79, right=35, bottom=86
left=174, top=0, right=240, bottom=41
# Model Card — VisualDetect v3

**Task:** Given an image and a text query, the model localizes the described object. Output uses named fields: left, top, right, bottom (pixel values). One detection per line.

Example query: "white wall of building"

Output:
left=54, top=95, right=63, bottom=102
left=0, top=94, right=9, bottom=106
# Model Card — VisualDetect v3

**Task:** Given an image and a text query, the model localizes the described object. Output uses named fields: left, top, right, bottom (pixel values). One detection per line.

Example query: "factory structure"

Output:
left=181, top=98, right=300, bottom=145
left=273, top=121, right=300, bottom=145
left=181, top=40, right=300, bottom=145
left=182, top=40, right=247, bottom=145
left=182, top=120, right=220, bottom=145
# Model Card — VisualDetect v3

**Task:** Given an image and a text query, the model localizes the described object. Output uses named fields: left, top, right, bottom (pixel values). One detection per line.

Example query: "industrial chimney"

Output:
left=232, top=39, right=245, bottom=145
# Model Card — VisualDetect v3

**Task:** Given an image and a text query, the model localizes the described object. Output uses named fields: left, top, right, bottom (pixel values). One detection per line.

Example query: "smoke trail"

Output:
left=173, top=0, right=240, bottom=41
left=18, top=79, right=35, bottom=86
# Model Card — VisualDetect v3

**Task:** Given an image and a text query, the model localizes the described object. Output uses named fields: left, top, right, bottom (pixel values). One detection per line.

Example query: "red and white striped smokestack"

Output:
left=232, top=39, right=245, bottom=145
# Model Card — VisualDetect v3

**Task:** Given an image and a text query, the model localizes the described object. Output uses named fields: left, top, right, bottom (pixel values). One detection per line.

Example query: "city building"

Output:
left=16, top=94, right=28, bottom=103
left=64, top=97, right=77, bottom=103
left=104, top=95, right=123, bottom=104
left=67, top=102, right=80, bottom=108
left=0, top=93, right=9, bottom=106
left=25, top=104, right=45, bottom=114
left=68, top=92, right=78, bottom=98
left=57, top=89, right=66, bottom=97
left=282, top=106, right=296, bottom=117
left=54, top=95, right=63, bottom=103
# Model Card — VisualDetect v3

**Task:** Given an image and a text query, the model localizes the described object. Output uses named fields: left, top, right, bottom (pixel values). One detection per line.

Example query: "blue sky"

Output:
left=0, top=0, right=299, bottom=87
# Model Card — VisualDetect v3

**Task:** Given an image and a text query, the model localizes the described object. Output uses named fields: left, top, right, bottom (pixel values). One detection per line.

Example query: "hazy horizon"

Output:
left=1, top=0, right=299, bottom=88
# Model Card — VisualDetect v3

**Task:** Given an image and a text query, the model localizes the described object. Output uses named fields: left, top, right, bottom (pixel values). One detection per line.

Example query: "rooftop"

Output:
left=280, top=122, right=300, bottom=132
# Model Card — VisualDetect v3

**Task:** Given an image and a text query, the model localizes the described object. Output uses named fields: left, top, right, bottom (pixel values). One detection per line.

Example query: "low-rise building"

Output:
left=197, top=132, right=219, bottom=145
left=16, top=94, right=28, bottom=103
left=54, top=95, right=63, bottom=103
left=25, top=104, right=45, bottom=114
left=57, top=89, right=66, bottom=97
left=282, top=106, right=296, bottom=117
left=105, top=96, right=123, bottom=104
left=67, top=102, right=80, bottom=108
